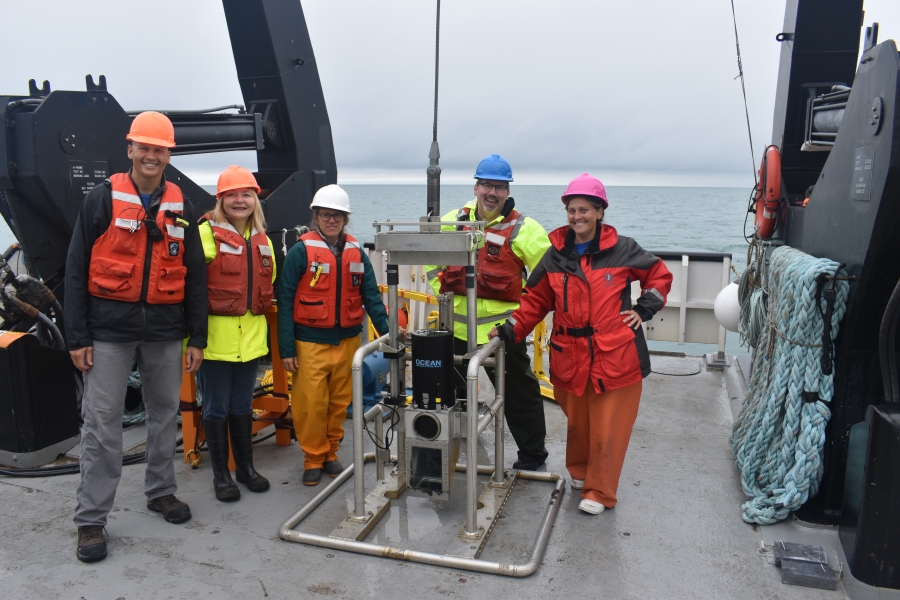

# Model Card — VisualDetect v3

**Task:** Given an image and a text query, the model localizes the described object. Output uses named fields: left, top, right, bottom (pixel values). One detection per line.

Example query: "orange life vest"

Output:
left=88, top=173, right=187, bottom=304
left=203, top=216, right=274, bottom=316
left=440, top=207, right=527, bottom=302
left=293, top=231, right=366, bottom=328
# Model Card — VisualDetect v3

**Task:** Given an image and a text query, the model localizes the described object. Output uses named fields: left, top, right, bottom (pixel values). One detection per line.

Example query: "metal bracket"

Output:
left=446, top=471, right=517, bottom=559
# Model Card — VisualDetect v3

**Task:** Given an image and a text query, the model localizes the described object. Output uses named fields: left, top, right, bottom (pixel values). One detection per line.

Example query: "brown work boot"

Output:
left=76, top=526, right=107, bottom=563
left=147, top=494, right=192, bottom=524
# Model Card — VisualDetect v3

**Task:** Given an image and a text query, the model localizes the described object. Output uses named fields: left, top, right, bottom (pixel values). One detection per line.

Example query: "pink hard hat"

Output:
left=561, top=173, right=608, bottom=208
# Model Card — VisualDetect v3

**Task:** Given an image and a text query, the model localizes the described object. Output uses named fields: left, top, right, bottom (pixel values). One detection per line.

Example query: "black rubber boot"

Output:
left=203, top=419, right=240, bottom=502
left=229, top=413, right=270, bottom=492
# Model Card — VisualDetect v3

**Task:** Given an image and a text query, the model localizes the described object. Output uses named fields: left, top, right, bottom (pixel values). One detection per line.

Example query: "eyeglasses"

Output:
left=478, top=182, right=510, bottom=192
left=317, top=211, right=344, bottom=222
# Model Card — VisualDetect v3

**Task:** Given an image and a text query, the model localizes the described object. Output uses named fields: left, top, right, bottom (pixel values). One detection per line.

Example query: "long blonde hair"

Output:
left=211, top=189, right=267, bottom=234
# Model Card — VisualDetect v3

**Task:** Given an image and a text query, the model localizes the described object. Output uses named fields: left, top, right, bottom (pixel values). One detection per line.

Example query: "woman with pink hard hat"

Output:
left=490, top=173, right=672, bottom=514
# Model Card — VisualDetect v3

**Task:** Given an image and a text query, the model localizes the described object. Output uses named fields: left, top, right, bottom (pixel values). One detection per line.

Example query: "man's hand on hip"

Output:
left=70, top=347, right=93, bottom=372
left=184, top=346, right=204, bottom=373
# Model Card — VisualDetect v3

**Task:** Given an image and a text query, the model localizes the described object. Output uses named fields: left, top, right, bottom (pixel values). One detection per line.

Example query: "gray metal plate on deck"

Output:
left=650, top=356, right=702, bottom=376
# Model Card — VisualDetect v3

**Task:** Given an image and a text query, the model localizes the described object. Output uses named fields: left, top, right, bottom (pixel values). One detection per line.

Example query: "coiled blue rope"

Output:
left=730, top=246, right=849, bottom=524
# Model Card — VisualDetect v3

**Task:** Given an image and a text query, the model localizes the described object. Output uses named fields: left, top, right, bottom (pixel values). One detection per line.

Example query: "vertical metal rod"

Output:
left=464, top=338, right=502, bottom=534
left=678, top=255, right=689, bottom=345
left=466, top=250, right=477, bottom=354
left=493, top=344, right=505, bottom=485
left=718, top=257, right=732, bottom=359
left=374, top=405, right=385, bottom=481
left=466, top=350, right=480, bottom=533
left=387, top=264, right=400, bottom=398
left=386, top=264, right=407, bottom=476
left=351, top=335, right=389, bottom=519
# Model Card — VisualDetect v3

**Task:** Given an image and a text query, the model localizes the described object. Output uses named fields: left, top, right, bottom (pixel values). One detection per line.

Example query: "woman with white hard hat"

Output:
left=196, top=165, right=276, bottom=502
left=276, top=185, right=391, bottom=486
left=490, top=173, right=673, bottom=515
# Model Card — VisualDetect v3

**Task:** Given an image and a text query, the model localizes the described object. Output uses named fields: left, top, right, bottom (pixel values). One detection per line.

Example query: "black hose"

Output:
left=0, top=426, right=279, bottom=478
left=879, top=277, right=900, bottom=404
left=35, top=311, right=65, bottom=350
left=6, top=99, right=43, bottom=110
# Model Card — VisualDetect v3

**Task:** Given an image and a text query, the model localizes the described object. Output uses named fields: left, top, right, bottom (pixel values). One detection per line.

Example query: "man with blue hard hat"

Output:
left=425, top=154, right=551, bottom=470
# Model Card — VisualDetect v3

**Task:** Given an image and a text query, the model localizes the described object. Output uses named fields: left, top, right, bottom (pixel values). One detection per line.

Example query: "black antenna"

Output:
left=425, top=0, right=441, bottom=218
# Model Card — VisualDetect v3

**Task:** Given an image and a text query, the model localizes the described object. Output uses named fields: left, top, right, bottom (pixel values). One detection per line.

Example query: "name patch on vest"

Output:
left=168, top=242, right=180, bottom=257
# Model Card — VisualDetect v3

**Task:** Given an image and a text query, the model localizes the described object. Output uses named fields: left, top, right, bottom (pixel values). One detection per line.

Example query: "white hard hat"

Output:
left=310, top=184, right=351, bottom=214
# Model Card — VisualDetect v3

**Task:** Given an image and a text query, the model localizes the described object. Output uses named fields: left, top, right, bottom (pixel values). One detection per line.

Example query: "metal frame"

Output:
left=279, top=222, right=565, bottom=576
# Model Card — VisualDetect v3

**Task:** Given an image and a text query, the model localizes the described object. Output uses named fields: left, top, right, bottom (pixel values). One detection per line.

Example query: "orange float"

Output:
left=754, top=145, right=784, bottom=239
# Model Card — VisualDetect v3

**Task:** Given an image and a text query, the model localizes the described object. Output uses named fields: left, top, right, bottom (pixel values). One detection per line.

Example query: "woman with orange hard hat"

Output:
left=490, top=173, right=672, bottom=515
left=195, top=165, right=276, bottom=502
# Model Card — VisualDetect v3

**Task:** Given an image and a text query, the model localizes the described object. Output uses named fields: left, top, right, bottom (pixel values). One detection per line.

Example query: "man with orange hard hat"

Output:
left=64, top=111, right=208, bottom=563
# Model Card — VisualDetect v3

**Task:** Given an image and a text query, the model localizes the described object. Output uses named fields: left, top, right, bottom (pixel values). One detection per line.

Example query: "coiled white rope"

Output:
left=730, top=246, right=849, bottom=524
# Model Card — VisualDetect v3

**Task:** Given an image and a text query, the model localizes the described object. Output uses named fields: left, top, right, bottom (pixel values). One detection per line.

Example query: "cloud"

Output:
left=2, top=0, right=898, bottom=186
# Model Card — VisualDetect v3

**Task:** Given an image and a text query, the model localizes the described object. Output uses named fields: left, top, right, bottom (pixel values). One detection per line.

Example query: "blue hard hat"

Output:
left=473, top=154, right=513, bottom=182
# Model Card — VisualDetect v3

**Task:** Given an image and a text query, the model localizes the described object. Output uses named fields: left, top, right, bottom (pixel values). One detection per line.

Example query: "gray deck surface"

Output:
left=0, top=355, right=854, bottom=599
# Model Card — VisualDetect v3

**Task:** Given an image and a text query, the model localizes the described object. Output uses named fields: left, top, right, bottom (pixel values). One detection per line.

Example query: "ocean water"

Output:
left=346, top=184, right=752, bottom=357
left=0, top=184, right=753, bottom=356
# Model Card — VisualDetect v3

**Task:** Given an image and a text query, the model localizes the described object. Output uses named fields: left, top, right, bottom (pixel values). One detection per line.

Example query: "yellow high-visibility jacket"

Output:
left=424, top=200, right=551, bottom=345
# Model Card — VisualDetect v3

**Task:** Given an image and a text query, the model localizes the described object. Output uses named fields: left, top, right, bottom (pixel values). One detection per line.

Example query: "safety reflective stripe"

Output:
left=484, top=232, right=505, bottom=246
left=208, top=219, right=240, bottom=235
left=112, top=190, right=142, bottom=205
left=349, top=262, right=365, bottom=273
left=489, top=219, right=518, bottom=231
left=508, top=316, right=518, bottom=325
left=455, top=208, right=468, bottom=221
left=344, top=240, right=360, bottom=250
left=453, top=310, right=515, bottom=326
left=644, top=287, right=664, bottom=302
left=220, top=243, right=243, bottom=255
left=251, top=228, right=259, bottom=236
left=305, top=239, right=329, bottom=249
left=309, top=262, right=331, bottom=273
left=166, top=224, right=185, bottom=239
left=425, top=267, right=442, bottom=280
left=258, top=244, right=272, bottom=256
left=508, top=215, right=526, bottom=242
left=159, top=202, right=183, bottom=212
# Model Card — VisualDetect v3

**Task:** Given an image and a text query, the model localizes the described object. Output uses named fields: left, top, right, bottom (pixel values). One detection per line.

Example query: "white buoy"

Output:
left=714, top=282, right=741, bottom=332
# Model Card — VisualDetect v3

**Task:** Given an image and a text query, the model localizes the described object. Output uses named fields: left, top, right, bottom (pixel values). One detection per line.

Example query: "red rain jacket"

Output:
left=503, top=223, right=672, bottom=395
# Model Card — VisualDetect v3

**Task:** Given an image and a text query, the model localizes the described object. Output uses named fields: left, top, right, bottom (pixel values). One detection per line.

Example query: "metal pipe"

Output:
left=466, top=251, right=477, bottom=354
left=279, top=466, right=565, bottom=577
left=493, top=345, right=506, bottom=484
left=476, top=396, right=504, bottom=437
left=386, top=263, right=407, bottom=476
left=466, top=337, right=503, bottom=533
left=374, top=404, right=385, bottom=481
left=352, top=334, right=389, bottom=518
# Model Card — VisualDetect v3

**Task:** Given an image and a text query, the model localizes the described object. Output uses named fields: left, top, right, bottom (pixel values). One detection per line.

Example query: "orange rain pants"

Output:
left=292, top=336, right=361, bottom=470
left=554, top=380, right=642, bottom=508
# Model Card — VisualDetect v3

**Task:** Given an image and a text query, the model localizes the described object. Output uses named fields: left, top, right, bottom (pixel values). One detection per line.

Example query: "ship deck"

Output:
left=0, top=354, right=862, bottom=599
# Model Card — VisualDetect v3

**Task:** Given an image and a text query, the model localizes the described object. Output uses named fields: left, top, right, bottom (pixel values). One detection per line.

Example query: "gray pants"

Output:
left=74, top=340, right=183, bottom=528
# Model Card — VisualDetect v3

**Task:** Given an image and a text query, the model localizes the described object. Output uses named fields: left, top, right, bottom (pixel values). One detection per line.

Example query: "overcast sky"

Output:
left=2, top=0, right=899, bottom=186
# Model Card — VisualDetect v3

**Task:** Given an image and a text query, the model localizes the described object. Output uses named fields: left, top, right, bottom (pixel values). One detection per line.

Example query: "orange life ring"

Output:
left=754, top=145, right=783, bottom=239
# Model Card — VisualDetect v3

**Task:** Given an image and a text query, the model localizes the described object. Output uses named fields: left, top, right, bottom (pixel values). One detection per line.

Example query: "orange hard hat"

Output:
left=217, top=165, right=261, bottom=196
left=126, top=111, right=176, bottom=148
